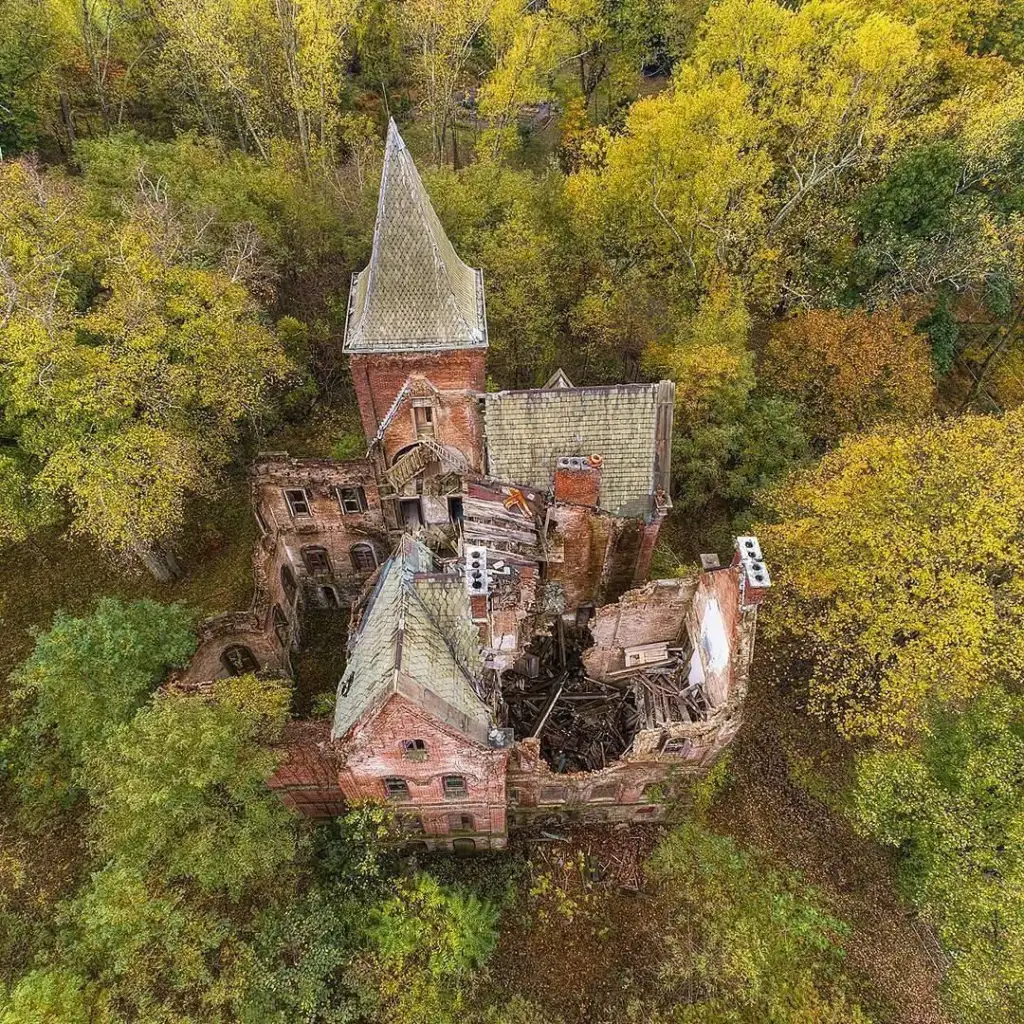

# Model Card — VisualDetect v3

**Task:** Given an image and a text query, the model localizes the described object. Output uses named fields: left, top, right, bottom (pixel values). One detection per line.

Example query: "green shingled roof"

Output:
left=331, top=536, right=491, bottom=743
left=483, top=382, right=675, bottom=518
left=343, top=120, right=487, bottom=353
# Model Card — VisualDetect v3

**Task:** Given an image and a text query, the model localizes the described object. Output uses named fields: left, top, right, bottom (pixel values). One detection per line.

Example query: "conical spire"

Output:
left=343, top=120, right=488, bottom=353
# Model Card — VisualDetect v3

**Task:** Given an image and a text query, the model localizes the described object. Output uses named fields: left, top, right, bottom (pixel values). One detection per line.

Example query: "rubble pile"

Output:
left=500, top=623, right=640, bottom=773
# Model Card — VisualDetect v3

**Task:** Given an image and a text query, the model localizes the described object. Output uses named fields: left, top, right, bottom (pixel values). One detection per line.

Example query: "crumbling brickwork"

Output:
left=351, top=350, right=486, bottom=451
left=176, top=120, right=767, bottom=850
left=336, top=695, right=509, bottom=851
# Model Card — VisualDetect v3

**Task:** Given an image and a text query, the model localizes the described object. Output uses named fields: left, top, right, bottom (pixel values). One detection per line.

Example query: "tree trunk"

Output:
left=134, top=541, right=183, bottom=582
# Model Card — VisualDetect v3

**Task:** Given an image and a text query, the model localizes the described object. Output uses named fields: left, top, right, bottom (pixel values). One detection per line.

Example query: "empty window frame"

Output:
left=302, top=546, right=331, bottom=575
left=221, top=644, right=259, bottom=676
left=271, top=604, right=289, bottom=646
left=383, top=777, right=410, bottom=800
left=337, top=486, right=367, bottom=514
left=412, top=402, right=434, bottom=436
left=442, top=775, right=467, bottom=799
left=402, top=739, right=428, bottom=760
left=449, top=813, right=474, bottom=832
left=284, top=488, right=311, bottom=517
left=254, top=505, right=270, bottom=536
left=280, top=563, right=297, bottom=604
left=401, top=814, right=425, bottom=835
left=350, top=543, right=377, bottom=573
left=539, top=785, right=568, bottom=804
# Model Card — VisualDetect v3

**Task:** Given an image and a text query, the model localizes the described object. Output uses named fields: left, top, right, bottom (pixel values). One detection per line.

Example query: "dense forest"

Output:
left=1, top=0, right=1023, bottom=1021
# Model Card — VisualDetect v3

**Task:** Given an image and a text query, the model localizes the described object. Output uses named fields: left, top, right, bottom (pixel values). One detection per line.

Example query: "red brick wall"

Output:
left=337, top=693, right=508, bottom=849
left=632, top=517, right=664, bottom=586
left=553, top=463, right=601, bottom=506
left=547, top=505, right=614, bottom=610
left=254, top=457, right=390, bottom=607
left=506, top=739, right=698, bottom=824
left=351, top=350, right=486, bottom=440
left=379, top=388, right=485, bottom=473
left=268, top=720, right=346, bottom=818
left=687, top=566, right=744, bottom=708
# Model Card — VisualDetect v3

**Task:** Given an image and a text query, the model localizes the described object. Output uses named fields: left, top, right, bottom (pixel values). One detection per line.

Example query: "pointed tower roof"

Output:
left=343, top=120, right=488, bottom=353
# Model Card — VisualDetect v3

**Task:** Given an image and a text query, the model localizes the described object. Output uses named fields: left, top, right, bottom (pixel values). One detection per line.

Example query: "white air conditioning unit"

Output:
left=465, top=545, right=488, bottom=595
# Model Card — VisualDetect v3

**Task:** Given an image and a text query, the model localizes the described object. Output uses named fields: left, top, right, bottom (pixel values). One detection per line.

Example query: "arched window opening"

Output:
left=350, top=543, right=377, bottom=573
left=303, top=546, right=331, bottom=575
left=272, top=605, right=289, bottom=646
left=221, top=644, right=259, bottom=676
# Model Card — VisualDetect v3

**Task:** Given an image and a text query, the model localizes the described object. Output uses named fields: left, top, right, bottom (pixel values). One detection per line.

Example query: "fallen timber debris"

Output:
left=501, top=625, right=641, bottom=773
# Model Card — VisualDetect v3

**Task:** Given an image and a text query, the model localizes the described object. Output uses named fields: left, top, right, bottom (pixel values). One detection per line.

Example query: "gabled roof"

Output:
left=331, top=536, right=491, bottom=743
left=483, top=381, right=676, bottom=518
left=343, top=120, right=488, bottom=353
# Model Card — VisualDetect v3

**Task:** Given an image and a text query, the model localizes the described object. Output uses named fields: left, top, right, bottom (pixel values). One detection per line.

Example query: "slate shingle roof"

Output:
left=483, top=381, right=676, bottom=518
left=343, top=120, right=487, bottom=353
left=331, top=536, right=491, bottom=742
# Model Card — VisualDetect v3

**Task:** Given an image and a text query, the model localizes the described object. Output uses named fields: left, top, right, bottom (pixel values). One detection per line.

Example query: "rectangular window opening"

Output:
left=285, top=488, right=311, bottom=517
left=443, top=775, right=467, bottom=799
left=383, top=777, right=410, bottom=800
left=337, top=486, right=367, bottom=514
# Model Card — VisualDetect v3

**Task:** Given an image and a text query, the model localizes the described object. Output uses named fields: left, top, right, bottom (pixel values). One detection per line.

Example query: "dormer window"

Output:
left=284, top=488, right=310, bottom=517
left=412, top=401, right=435, bottom=439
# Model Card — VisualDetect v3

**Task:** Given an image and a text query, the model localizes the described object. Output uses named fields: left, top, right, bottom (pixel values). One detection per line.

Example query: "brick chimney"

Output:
left=553, top=455, right=603, bottom=507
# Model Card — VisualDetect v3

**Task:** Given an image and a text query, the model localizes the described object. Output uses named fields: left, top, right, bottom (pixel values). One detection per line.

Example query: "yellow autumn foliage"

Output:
left=758, top=410, right=1024, bottom=740
left=763, top=306, right=936, bottom=444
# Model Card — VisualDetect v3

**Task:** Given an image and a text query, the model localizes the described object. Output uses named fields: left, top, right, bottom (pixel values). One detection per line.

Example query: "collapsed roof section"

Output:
left=344, top=120, right=488, bottom=353
left=332, top=536, right=492, bottom=744
left=483, top=381, right=675, bottom=518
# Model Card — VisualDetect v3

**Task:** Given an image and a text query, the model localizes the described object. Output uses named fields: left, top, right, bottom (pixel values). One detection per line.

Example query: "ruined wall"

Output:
left=545, top=507, right=661, bottom=612
left=268, top=719, right=347, bottom=818
left=350, top=350, right=487, bottom=443
left=632, top=515, right=666, bottom=587
left=545, top=504, right=614, bottom=610
left=506, top=738, right=693, bottom=825
left=506, top=563, right=760, bottom=825
left=336, top=693, right=509, bottom=851
left=178, top=612, right=287, bottom=685
left=584, top=578, right=697, bottom=680
left=378, top=383, right=485, bottom=474
left=686, top=567, right=744, bottom=709
left=254, top=456, right=390, bottom=608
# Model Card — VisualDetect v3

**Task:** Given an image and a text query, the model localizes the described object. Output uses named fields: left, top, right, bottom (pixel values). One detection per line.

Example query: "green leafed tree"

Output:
left=84, top=674, right=293, bottom=895
left=637, top=822, right=869, bottom=1023
left=0, top=158, right=291, bottom=577
left=6, top=598, right=196, bottom=805
left=55, top=675, right=294, bottom=1021
left=853, top=687, right=1024, bottom=1024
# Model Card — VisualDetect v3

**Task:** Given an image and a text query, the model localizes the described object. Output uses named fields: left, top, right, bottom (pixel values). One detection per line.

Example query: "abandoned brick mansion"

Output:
left=177, top=121, right=771, bottom=852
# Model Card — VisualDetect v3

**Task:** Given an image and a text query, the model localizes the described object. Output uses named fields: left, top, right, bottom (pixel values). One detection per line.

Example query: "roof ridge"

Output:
left=405, top=577, right=483, bottom=696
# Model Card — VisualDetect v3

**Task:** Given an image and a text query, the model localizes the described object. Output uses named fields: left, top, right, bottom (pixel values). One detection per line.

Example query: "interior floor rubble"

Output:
left=499, top=623, right=641, bottom=773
